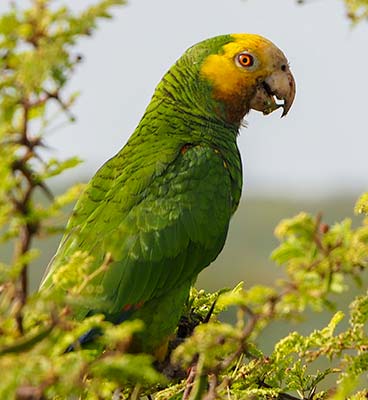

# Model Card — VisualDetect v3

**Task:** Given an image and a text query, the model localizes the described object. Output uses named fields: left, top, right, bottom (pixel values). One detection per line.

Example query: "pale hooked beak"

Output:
left=249, top=68, right=296, bottom=117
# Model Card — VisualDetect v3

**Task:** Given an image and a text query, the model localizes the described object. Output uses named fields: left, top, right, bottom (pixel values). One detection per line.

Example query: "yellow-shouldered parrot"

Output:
left=40, top=33, right=295, bottom=355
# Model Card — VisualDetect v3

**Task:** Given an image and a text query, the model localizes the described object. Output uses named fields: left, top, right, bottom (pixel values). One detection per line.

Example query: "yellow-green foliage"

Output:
left=355, top=193, right=368, bottom=215
left=0, top=1, right=367, bottom=399
left=345, top=0, right=368, bottom=22
left=298, top=0, right=368, bottom=23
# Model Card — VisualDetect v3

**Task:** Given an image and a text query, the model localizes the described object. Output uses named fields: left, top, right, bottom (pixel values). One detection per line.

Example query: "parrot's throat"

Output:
left=212, top=93, right=251, bottom=126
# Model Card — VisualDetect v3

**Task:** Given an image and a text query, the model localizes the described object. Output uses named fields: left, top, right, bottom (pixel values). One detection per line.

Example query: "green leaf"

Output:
left=91, top=354, right=165, bottom=386
left=355, top=193, right=368, bottom=215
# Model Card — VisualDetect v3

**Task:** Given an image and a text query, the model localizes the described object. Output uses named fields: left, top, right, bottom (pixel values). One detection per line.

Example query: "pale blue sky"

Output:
left=3, top=0, right=368, bottom=198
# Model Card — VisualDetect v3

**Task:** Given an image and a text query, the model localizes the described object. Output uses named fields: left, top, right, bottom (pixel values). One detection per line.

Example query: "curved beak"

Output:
left=249, top=68, right=296, bottom=117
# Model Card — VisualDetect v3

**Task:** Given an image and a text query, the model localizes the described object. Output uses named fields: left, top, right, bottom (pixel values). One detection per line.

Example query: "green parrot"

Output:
left=40, top=33, right=295, bottom=355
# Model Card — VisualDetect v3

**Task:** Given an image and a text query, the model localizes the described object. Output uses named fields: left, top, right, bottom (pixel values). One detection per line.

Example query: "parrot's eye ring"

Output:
left=236, top=52, right=255, bottom=68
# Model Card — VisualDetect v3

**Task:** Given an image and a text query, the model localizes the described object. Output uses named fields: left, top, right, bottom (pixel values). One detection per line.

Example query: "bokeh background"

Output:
left=32, top=0, right=368, bottom=197
left=1, top=0, right=367, bottom=353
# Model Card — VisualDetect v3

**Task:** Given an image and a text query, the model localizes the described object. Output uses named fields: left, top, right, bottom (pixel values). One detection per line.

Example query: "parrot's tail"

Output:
left=64, top=327, right=102, bottom=353
left=64, top=307, right=139, bottom=352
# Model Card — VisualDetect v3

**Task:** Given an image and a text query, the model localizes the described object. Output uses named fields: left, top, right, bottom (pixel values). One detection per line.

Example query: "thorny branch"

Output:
left=11, top=100, right=35, bottom=334
left=179, top=211, right=363, bottom=400
left=1, top=0, right=85, bottom=335
left=6, top=82, right=77, bottom=336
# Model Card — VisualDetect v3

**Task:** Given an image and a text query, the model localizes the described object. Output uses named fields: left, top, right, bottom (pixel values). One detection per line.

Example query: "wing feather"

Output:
left=41, top=143, right=233, bottom=320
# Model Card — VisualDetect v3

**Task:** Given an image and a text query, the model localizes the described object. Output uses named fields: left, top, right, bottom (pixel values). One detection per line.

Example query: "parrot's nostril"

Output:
left=281, top=64, right=287, bottom=71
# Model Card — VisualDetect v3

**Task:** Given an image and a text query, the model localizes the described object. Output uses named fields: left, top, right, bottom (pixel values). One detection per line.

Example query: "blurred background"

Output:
left=29, top=0, right=368, bottom=197
left=1, top=0, right=367, bottom=353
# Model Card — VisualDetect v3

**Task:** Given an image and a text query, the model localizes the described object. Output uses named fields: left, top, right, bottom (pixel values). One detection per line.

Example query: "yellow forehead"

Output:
left=201, top=34, right=283, bottom=101
left=225, top=33, right=275, bottom=56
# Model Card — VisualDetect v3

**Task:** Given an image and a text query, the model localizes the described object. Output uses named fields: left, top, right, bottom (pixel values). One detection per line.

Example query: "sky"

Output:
left=3, top=0, right=368, bottom=198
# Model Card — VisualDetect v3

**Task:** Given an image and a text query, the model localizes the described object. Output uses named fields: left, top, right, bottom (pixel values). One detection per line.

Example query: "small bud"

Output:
left=319, top=223, right=329, bottom=234
left=217, top=336, right=226, bottom=345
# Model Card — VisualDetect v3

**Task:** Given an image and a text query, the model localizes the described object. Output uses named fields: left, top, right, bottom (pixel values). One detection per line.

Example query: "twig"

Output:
left=182, top=364, right=197, bottom=400
left=260, top=382, right=303, bottom=400
left=203, top=374, right=218, bottom=400
left=12, top=101, right=34, bottom=334
left=218, top=305, right=259, bottom=371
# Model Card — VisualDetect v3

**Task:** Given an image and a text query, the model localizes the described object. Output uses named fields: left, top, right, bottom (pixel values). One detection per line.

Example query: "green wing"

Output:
left=41, top=141, right=234, bottom=320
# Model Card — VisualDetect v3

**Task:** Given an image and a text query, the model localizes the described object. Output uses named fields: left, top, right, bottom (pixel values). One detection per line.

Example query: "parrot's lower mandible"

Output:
left=40, top=33, right=296, bottom=356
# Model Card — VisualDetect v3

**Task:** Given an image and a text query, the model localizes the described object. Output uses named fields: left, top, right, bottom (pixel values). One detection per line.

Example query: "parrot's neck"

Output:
left=142, top=94, right=239, bottom=152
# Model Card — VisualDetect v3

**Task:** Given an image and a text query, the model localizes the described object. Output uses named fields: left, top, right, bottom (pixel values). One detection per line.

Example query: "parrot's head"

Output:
left=172, top=34, right=296, bottom=126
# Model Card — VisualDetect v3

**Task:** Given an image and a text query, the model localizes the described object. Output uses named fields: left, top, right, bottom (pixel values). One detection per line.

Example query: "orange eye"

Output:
left=236, top=52, right=255, bottom=68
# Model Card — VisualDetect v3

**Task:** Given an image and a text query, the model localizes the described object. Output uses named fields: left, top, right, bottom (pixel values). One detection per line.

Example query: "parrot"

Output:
left=40, top=33, right=295, bottom=356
